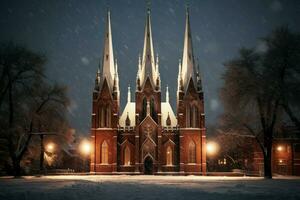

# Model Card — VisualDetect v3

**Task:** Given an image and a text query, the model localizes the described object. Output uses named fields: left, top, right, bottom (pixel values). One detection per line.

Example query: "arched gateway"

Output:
left=144, top=156, right=153, bottom=175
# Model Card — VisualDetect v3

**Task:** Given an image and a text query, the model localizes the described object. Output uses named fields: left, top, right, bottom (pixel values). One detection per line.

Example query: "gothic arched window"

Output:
left=186, top=104, right=191, bottom=127
left=166, top=146, right=173, bottom=166
left=124, top=146, right=130, bottom=166
left=141, top=97, right=147, bottom=121
left=105, top=105, right=111, bottom=127
left=150, top=98, right=156, bottom=122
left=188, top=140, right=196, bottom=163
left=192, top=105, right=198, bottom=128
left=100, top=107, right=105, bottom=128
left=101, top=140, right=108, bottom=164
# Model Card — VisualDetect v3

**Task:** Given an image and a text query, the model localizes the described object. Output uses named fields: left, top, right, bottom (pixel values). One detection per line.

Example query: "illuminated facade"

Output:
left=90, top=7, right=206, bottom=175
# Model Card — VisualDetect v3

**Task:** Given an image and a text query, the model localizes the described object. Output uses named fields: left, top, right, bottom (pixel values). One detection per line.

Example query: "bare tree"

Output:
left=221, top=48, right=281, bottom=179
left=0, top=43, right=69, bottom=176
left=220, top=27, right=300, bottom=179
left=263, top=27, right=300, bottom=131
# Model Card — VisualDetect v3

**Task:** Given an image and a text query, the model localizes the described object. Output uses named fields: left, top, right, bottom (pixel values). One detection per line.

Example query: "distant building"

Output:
left=253, top=125, right=300, bottom=176
left=90, top=7, right=206, bottom=175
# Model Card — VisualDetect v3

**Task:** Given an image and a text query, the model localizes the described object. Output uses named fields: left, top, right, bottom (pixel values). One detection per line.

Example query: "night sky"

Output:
left=1, top=0, right=299, bottom=135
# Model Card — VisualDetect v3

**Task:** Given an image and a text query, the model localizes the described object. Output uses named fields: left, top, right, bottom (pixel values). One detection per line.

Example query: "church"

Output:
left=90, top=6, right=206, bottom=175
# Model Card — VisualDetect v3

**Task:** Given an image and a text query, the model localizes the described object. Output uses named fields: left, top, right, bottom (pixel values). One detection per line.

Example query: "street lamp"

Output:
left=277, top=145, right=283, bottom=152
left=46, top=143, right=55, bottom=153
left=80, top=140, right=91, bottom=155
left=206, top=141, right=219, bottom=156
left=79, top=140, right=91, bottom=172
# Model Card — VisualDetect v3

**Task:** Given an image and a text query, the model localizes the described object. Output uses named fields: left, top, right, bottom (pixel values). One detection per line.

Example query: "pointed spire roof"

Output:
left=137, top=5, right=158, bottom=88
left=180, top=6, right=197, bottom=90
left=127, top=85, right=131, bottom=102
left=101, top=9, right=115, bottom=90
left=166, top=85, right=169, bottom=102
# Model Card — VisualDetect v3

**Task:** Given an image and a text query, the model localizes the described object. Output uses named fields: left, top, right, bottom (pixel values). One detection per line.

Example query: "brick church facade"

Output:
left=90, top=7, right=206, bottom=175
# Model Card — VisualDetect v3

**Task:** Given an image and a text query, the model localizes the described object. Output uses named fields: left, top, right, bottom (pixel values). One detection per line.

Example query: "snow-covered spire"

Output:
left=96, top=67, right=101, bottom=84
left=113, top=58, right=119, bottom=91
left=177, top=59, right=183, bottom=91
left=127, top=85, right=131, bottom=102
left=101, top=9, right=115, bottom=90
left=94, top=62, right=101, bottom=91
left=180, top=5, right=197, bottom=90
left=196, top=57, right=202, bottom=91
left=166, top=85, right=169, bottom=103
left=137, top=4, right=158, bottom=89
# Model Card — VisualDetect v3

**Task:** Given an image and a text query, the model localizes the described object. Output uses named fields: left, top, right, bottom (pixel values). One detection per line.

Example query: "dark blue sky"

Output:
left=1, top=0, right=299, bottom=135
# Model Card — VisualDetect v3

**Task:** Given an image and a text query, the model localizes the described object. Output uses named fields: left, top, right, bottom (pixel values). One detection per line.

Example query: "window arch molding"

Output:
left=124, top=145, right=131, bottom=166
left=166, top=146, right=173, bottom=166
left=188, top=140, right=196, bottom=163
left=101, top=140, right=108, bottom=164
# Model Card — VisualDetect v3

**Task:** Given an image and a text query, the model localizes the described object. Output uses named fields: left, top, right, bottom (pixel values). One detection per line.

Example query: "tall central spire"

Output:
left=179, top=6, right=197, bottom=90
left=101, top=9, right=115, bottom=90
left=137, top=4, right=159, bottom=89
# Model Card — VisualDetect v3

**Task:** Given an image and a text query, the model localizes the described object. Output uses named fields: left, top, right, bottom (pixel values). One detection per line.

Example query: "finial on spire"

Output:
left=185, top=0, right=190, bottom=14
left=127, top=85, right=131, bottom=102
left=166, top=85, right=169, bottom=102
left=146, top=0, right=151, bottom=13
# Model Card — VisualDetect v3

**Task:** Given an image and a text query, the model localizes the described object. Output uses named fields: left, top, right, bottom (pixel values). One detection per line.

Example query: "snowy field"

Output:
left=0, top=175, right=300, bottom=200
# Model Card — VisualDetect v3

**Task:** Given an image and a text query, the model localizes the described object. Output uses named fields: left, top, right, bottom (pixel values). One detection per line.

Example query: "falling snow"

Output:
left=0, top=0, right=299, bottom=134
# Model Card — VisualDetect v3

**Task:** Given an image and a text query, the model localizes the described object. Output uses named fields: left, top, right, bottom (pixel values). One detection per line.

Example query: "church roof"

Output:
left=161, top=102, right=177, bottom=127
left=119, top=101, right=177, bottom=128
left=119, top=102, right=136, bottom=127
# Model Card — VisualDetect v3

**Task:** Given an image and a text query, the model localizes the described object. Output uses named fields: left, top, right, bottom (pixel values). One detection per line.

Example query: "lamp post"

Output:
left=46, top=143, right=54, bottom=153
left=206, top=141, right=220, bottom=172
left=79, top=140, right=91, bottom=172
left=30, top=132, right=57, bottom=174
left=206, top=141, right=219, bottom=156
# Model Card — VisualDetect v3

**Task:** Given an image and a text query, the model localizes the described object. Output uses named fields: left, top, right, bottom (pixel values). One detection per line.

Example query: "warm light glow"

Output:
left=80, top=140, right=91, bottom=155
left=279, top=159, right=283, bottom=163
left=277, top=146, right=283, bottom=152
left=46, top=143, right=54, bottom=152
left=206, top=141, right=219, bottom=156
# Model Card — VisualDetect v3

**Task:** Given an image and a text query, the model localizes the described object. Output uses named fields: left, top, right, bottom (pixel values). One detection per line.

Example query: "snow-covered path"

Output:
left=0, top=175, right=300, bottom=200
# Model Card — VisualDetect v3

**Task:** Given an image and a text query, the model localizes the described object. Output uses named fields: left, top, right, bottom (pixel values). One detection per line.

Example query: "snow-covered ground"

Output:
left=0, top=175, right=300, bottom=200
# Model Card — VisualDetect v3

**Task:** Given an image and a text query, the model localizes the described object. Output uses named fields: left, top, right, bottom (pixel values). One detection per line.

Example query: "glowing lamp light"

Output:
left=206, top=141, right=219, bottom=156
left=80, top=140, right=91, bottom=155
left=277, top=146, right=283, bottom=152
left=46, top=143, right=54, bottom=152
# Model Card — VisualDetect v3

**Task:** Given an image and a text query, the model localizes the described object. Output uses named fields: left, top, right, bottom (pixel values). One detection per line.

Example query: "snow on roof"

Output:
left=119, top=102, right=136, bottom=127
left=119, top=101, right=176, bottom=128
left=161, top=102, right=177, bottom=127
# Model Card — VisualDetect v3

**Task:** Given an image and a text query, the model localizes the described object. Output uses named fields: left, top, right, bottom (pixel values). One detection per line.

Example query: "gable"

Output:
left=141, top=76, right=155, bottom=93
left=99, top=77, right=113, bottom=101
left=184, top=77, right=200, bottom=101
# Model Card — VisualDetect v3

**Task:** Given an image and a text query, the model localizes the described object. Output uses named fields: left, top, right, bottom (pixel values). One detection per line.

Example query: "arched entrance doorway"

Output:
left=144, top=156, right=153, bottom=175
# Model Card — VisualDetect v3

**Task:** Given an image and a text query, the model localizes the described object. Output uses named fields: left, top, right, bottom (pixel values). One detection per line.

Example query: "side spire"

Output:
left=94, top=61, right=101, bottom=91
left=127, top=85, right=131, bottom=102
left=180, top=5, right=197, bottom=90
left=166, top=85, right=169, bottom=102
left=101, top=9, right=115, bottom=90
